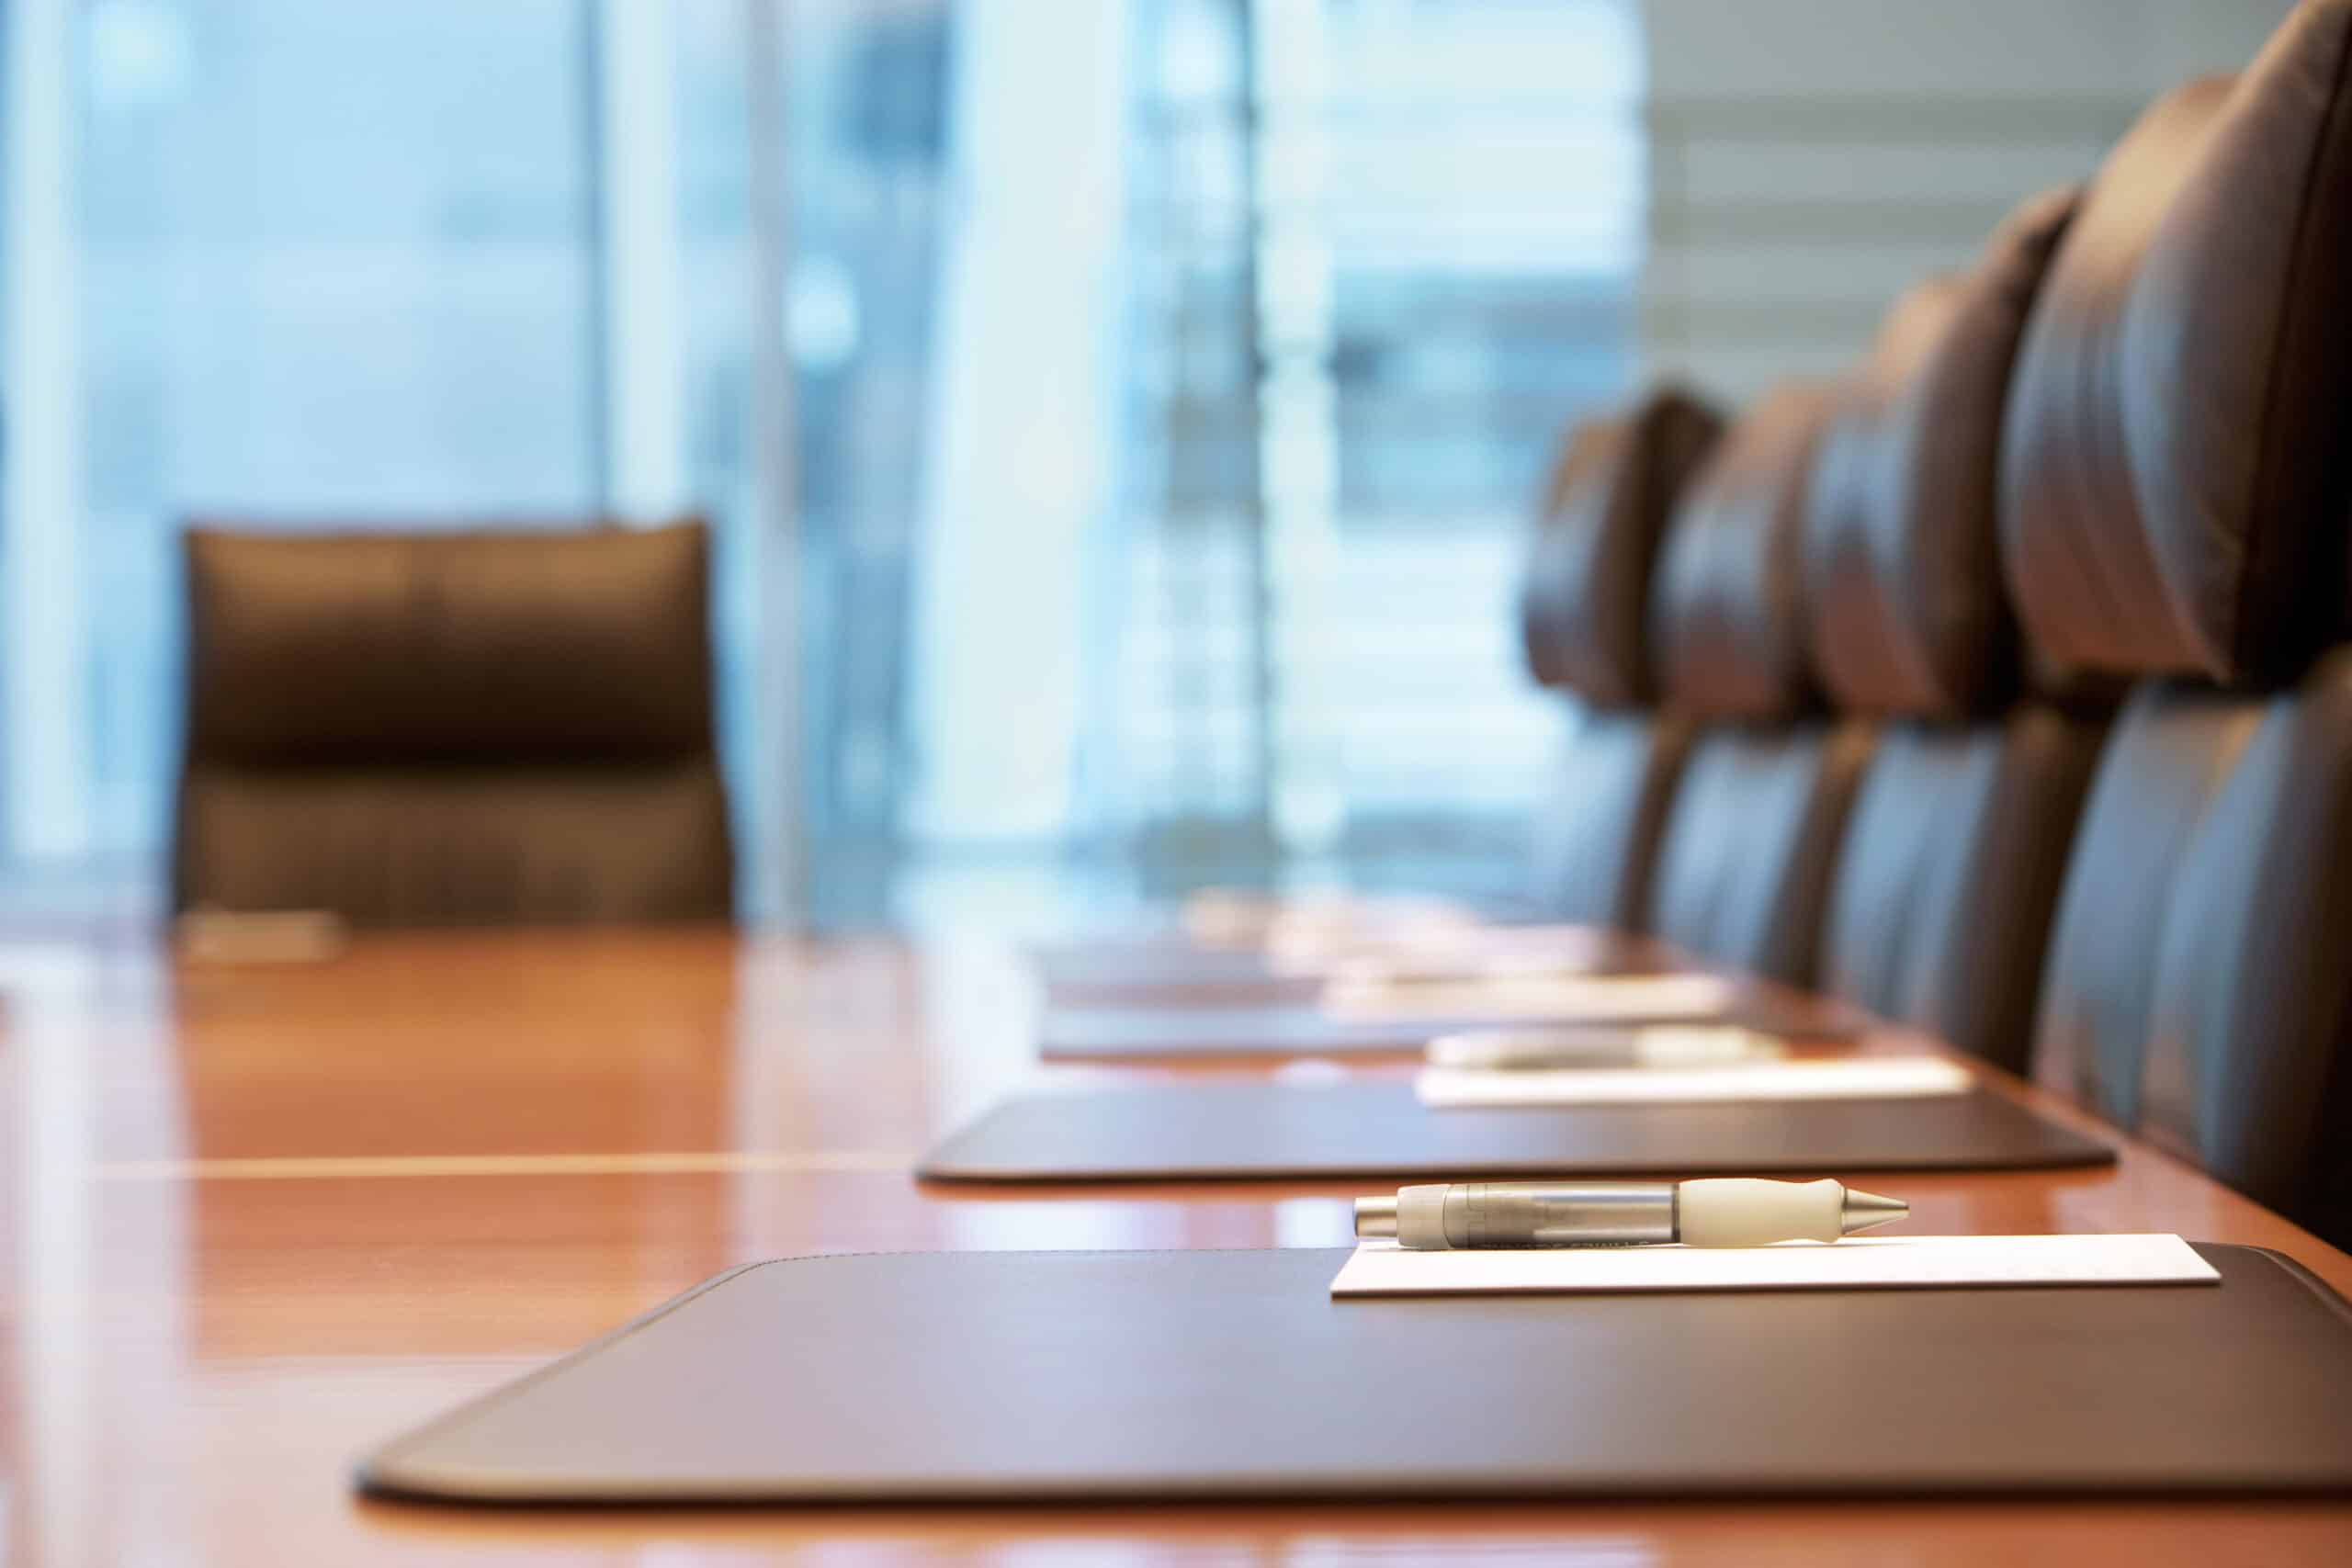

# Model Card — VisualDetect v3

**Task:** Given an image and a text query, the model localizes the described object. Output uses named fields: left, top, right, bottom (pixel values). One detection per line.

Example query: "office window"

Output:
left=0, top=0, right=1642, bottom=926
left=1103, top=0, right=1641, bottom=896
left=8, top=0, right=601, bottom=901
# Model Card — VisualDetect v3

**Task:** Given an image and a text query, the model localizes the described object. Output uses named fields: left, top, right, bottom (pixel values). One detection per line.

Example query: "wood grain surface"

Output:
left=3, top=928, right=2347, bottom=1564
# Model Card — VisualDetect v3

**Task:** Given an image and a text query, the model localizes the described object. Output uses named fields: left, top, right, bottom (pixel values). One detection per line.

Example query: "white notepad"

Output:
left=1424, top=1024, right=1787, bottom=1070
left=1185, top=892, right=1478, bottom=953
left=1329, top=1234, right=2221, bottom=1297
left=1306, top=925, right=1613, bottom=983
left=1322, top=972, right=1737, bottom=1023
left=1414, top=1055, right=1973, bottom=1107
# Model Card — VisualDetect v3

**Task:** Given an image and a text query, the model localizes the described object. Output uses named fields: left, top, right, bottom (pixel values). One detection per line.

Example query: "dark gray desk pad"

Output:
left=1038, top=998, right=1868, bottom=1058
left=1030, top=942, right=1296, bottom=998
left=916, top=1079, right=2109, bottom=1183
left=358, top=1244, right=2352, bottom=1504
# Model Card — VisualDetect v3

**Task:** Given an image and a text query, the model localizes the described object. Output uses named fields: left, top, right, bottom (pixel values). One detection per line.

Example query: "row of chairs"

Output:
left=1510, top=0, right=2352, bottom=1249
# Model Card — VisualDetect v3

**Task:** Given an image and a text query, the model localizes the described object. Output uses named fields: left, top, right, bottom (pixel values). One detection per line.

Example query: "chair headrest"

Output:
left=1651, top=382, right=1842, bottom=722
left=1521, top=386, right=1725, bottom=707
left=2001, top=0, right=2352, bottom=686
left=1806, top=188, right=2079, bottom=717
left=184, top=520, right=714, bottom=763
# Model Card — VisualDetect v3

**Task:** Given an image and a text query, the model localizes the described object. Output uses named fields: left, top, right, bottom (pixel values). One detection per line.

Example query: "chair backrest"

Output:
left=1806, top=189, right=2109, bottom=1071
left=174, top=520, right=733, bottom=928
left=1521, top=387, right=1724, bottom=707
left=1518, top=387, right=1723, bottom=926
left=1644, top=382, right=1874, bottom=985
left=2000, top=0, right=2352, bottom=1240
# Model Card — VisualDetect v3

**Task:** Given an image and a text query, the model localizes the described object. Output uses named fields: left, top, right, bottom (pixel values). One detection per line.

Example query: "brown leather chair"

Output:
left=1521, top=712, right=1695, bottom=930
left=1518, top=387, right=1722, bottom=926
left=173, top=520, right=734, bottom=928
left=1804, top=190, right=2110, bottom=1072
left=1643, top=383, right=1875, bottom=986
left=1999, top=0, right=2352, bottom=1244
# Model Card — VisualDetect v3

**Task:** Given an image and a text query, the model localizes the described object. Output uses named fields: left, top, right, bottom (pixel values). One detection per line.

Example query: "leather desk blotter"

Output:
left=914, top=1078, right=2112, bottom=1184
left=1038, top=998, right=1870, bottom=1059
left=1040, top=1004, right=1508, bottom=1057
left=1028, top=924, right=1636, bottom=1009
left=357, top=1244, right=2352, bottom=1504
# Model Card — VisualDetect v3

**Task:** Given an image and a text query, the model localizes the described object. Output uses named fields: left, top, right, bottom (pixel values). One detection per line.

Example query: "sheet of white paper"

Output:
left=1414, top=1055, right=1972, bottom=1106
left=1329, top=1234, right=2221, bottom=1297
left=1184, top=891, right=1476, bottom=952
left=1424, top=1024, right=1786, bottom=1070
left=1273, top=928, right=1605, bottom=981
left=1322, top=972, right=1736, bottom=1023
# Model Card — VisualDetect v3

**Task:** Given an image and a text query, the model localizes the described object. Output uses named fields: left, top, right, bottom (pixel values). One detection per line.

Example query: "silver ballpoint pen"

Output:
left=1354, top=1178, right=1909, bottom=1249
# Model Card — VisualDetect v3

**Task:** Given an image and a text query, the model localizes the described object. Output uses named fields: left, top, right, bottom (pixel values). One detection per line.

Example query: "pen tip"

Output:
left=1839, top=1187, right=1909, bottom=1235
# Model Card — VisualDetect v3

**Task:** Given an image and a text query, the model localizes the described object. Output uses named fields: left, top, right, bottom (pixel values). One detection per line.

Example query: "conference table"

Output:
left=4, top=927, right=2350, bottom=1564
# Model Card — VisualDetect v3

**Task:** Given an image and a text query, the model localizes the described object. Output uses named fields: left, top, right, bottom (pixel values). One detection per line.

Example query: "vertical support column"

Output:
left=901, top=0, right=1129, bottom=844
left=1245, top=0, right=1342, bottom=856
left=595, top=0, right=690, bottom=522
left=1223, top=0, right=1278, bottom=857
left=4, top=0, right=93, bottom=863
left=743, top=0, right=805, bottom=923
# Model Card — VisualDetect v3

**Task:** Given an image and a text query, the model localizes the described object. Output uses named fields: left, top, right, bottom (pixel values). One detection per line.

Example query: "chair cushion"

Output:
left=2031, top=653, right=2352, bottom=1237
left=1644, top=718, right=1875, bottom=986
left=173, top=758, right=734, bottom=927
left=1820, top=705, right=2107, bottom=1071
left=1525, top=707, right=1695, bottom=929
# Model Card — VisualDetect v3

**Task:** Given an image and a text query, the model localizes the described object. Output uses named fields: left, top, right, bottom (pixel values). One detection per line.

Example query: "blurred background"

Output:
left=0, top=0, right=2290, bottom=934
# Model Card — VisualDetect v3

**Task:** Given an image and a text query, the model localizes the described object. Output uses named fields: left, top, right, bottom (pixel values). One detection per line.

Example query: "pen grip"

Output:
left=1676, top=1178, right=1845, bottom=1247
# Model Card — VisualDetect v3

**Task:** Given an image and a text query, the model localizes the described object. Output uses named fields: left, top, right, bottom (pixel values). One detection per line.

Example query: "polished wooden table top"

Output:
left=5, top=927, right=2351, bottom=1564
